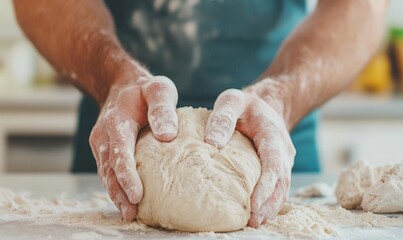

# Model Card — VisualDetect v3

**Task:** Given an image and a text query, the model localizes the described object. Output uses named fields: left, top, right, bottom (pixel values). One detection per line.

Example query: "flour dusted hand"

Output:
left=89, top=76, right=178, bottom=221
left=205, top=89, right=296, bottom=227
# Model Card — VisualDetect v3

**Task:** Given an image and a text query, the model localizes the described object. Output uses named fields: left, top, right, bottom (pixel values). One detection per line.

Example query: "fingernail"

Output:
left=248, top=213, right=263, bottom=228
left=122, top=204, right=137, bottom=221
left=128, top=190, right=142, bottom=204
left=155, top=122, right=177, bottom=141
left=205, top=130, right=228, bottom=148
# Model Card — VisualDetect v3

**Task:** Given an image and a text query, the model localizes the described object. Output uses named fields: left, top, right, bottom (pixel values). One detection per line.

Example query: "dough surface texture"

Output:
left=336, top=160, right=403, bottom=213
left=135, top=107, right=261, bottom=232
left=361, top=163, right=403, bottom=213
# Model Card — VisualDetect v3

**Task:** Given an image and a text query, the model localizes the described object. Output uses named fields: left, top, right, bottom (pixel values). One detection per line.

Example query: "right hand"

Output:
left=89, top=75, right=179, bottom=221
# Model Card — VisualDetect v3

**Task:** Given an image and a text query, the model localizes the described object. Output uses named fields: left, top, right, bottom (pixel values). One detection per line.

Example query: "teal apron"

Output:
left=72, top=0, right=320, bottom=173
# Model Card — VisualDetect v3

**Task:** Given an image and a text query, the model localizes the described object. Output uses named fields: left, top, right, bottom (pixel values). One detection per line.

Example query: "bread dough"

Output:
left=135, top=107, right=261, bottom=232
left=361, top=163, right=403, bottom=213
left=336, top=161, right=403, bottom=213
left=335, top=161, right=385, bottom=210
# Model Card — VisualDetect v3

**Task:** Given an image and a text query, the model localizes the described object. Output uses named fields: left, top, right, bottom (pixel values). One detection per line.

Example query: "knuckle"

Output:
left=89, top=125, right=102, bottom=144
left=279, top=180, right=288, bottom=193
left=222, top=88, right=244, bottom=99
left=113, top=156, right=126, bottom=171
left=209, top=112, right=235, bottom=128
left=147, top=77, right=176, bottom=93
left=102, top=164, right=110, bottom=179
left=269, top=164, right=281, bottom=176
left=150, top=104, right=173, bottom=117
left=288, top=142, right=297, bottom=157
left=99, top=145, right=109, bottom=163
left=106, top=114, right=118, bottom=126
left=148, top=81, right=167, bottom=91
left=286, top=146, right=296, bottom=170
left=290, top=146, right=297, bottom=157
left=102, top=162, right=113, bottom=177
left=110, top=189, right=120, bottom=202
left=105, top=170, right=114, bottom=189
left=217, top=89, right=245, bottom=108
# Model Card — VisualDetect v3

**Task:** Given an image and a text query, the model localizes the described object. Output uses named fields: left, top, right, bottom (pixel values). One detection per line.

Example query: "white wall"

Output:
left=387, top=0, right=403, bottom=27
left=0, top=0, right=22, bottom=38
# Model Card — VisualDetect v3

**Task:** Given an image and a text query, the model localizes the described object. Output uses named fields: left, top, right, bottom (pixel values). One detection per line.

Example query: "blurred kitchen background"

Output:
left=0, top=0, right=402, bottom=175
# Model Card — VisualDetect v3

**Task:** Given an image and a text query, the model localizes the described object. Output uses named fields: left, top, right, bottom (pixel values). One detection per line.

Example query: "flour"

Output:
left=71, top=231, right=103, bottom=240
left=257, top=203, right=403, bottom=239
left=1, top=187, right=402, bottom=239
left=0, top=187, right=150, bottom=237
left=293, top=182, right=335, bottom=198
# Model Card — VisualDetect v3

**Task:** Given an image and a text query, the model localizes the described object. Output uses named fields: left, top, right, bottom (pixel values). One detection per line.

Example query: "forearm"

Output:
left=13, top=0, right=150, bottom=105
left=246, top=0, right=387, bottom=130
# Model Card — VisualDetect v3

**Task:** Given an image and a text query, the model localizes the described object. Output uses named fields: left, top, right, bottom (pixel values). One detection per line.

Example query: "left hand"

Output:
left=204, top=88, right=296, bottom=227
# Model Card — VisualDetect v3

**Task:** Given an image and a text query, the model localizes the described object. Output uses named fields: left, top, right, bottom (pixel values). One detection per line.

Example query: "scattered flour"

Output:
left=1, top=187, right=402, bottom=239
left=71, top=231, right=102, bottom=240
left=293, top=182, right=335, bottom=198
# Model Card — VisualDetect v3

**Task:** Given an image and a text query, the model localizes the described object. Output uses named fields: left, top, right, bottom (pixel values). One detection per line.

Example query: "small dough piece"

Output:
left=336, top=160, right=403, bottom=213
left=135, top=107, right=261, bottom=232
left=361, top=164, right=403, bottom=213
left=336, top=161, right=385, bottom=210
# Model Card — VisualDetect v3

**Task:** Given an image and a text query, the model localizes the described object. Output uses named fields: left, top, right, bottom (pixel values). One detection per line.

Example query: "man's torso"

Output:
left=72, top=0, right=320, bottom=173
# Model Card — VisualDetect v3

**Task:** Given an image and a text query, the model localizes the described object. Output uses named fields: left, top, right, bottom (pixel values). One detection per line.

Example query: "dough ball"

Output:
left=135, top=107, right=261, bottom=232
left=336, top=161, right=385, bottom=210
left=336, top=160, right=403, bottom=213
left=361, top=163, right=403, bottom=213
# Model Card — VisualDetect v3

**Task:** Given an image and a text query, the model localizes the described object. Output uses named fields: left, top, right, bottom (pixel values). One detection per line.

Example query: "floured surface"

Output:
left=1, top=177, right=403, bottom=240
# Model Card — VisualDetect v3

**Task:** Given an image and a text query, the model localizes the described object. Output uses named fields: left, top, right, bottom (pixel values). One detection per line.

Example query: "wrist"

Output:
left=243, top=77, right=294, bottom=130
left=91, top=43, right=151, bottom=106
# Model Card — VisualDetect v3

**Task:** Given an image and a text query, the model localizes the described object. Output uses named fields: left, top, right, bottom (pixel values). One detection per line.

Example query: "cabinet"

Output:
left=0, top=87, right=80, bottom=172
left=318, top=94, right=403, bottom=174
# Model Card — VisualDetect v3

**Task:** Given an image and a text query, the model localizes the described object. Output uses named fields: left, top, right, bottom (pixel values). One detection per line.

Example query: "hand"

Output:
left=204, top=88, right=296, bottom=227
left=89, top=75, right=179, bottom=220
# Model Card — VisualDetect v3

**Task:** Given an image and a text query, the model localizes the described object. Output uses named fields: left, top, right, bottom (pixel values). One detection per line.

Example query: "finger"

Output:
left=238, top=106, right=288, bottom=212
left=250, top=131, right=284, bottom=211
left=250, top=133, right=293, bottom=212
left=107, top=116, right=143, bottom=204
left=205, top=89, right=246, bottom=148
left=248, top=127, right=294, bottom=212
left=98, top=143, right=110, bottom=188
left=89, top=123, right=110, bottom=188
left=143, top=76, right=179, bottom=141
left=106, top=169, right=137, bottom=221
left=248, top=180, right=288, bottom=227
left=250, top=166, right=279, bottom=213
